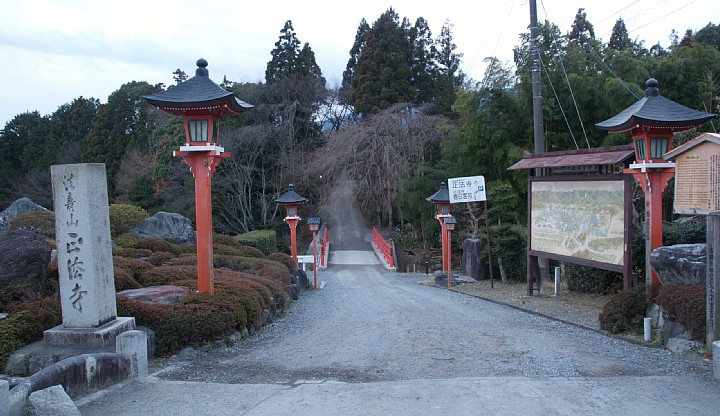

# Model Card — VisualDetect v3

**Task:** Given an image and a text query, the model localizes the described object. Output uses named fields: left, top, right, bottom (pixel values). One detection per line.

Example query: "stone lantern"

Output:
left=597, top=78, right=715, bottom=287
left=427, top=182, right=451, bottom=272
left=144, top=58, right=253, bottom=294
left=275, top=184, right=308, bottom=269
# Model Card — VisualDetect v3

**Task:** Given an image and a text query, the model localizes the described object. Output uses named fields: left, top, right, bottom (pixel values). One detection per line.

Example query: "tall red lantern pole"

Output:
left=145, top=59, right=253, bottom=294
left=427, top=182, right=451, bottom=272
left=275, top=184, right=308, bottom=270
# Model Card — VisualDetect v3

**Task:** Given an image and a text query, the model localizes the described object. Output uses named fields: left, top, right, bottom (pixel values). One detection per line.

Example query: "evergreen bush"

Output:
left=565, top=263, right=623, bottom=295
left=8, top=211, right=56, bottom=239
left=112, top=247, right=153, bottom=258
left=114, top=233, right=140, bottom=248
left=133, top=237, right=179, bottom=254
left=108, top=204, right=149, bottom=237
left=599, top=287, right=648, bottom=334
left=654, top=284, right=706, bottom=341
left=234, top=230, right=278, bottom=255
left=267, top=252, right=294, bottom=273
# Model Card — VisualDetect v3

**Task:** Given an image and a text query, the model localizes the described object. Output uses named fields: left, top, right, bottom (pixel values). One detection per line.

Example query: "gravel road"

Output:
left=153, top=179, right=716, bottom=385
left=78, top=178, right=720, bottom=415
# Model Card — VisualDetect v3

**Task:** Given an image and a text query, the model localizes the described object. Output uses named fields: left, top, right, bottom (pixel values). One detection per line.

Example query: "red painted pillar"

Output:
left=437, top=217, right=448, bottom=272
left=631, top=168, right=675, bottom=286
left=447, top=229, right=453, bottom=288
left=187, top=155, right=214, bottom=294
left=286, top=217, right=300, bottom=270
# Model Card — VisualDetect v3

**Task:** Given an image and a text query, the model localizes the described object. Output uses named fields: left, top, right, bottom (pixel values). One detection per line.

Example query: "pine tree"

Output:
left=265, top=20, right=302, bottom=83
left=410, top=17, right=437, bottom=104
left=433, top=20, right=464, bottom=116
left=608, top=18, right=631, bottom=51
left=352, top=8, right=413, bottom=115
left=340, top=19, right=370, bottom=104
left=568, top=8, right=595, bottom=48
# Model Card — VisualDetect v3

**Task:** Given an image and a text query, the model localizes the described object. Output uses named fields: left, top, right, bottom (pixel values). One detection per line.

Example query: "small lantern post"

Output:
left=426, top=182, right=451, bottom=272
left=444, top=216, right=457, bottom=288
left=597, top=78, right=715, bottom=288
left=275, top=184, right=308, bottom=270
left=308, top=217, right=321, bottom=289
left=144, top=58, right=252, bottom=294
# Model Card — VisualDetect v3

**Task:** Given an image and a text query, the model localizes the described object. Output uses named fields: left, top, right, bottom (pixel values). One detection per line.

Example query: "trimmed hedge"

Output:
left=117, top=272, right=287, bottom=356
left=112, top=247, right=153, bottom=258
left=655, top=284, right=706, bottom=341
left=599, top=287, right=648, bottom=334
left=114, top=266, right=142, bottom=291
left=147, top=251, right=177, bottom=266
left=137, top=265, right=197, bottom=286
left=1, top=297, right=61, bottom=370
left=213, top=244, right=266, bottom=258
left=133, top=237, right=179, bottom=254
left=114, top=233, right=140, bottom=248
left=267, top=252, right=294, bottom=273
left=565, top=263, right=623, bottom=295
left=170, top=255, right=292, bottom=285
left=8, top=211, right=56, bottom=239
left=234, top=230, right=278, bottom=255
left=213, top=234, right=242, bottom=248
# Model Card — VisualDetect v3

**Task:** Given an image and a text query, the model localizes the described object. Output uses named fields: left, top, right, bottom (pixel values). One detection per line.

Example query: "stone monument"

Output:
left=44, top=163, right=134, bottom=347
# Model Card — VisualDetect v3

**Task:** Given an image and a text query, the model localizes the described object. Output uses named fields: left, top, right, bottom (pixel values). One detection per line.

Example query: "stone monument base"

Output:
left=43, top=317, right=135, bottom=348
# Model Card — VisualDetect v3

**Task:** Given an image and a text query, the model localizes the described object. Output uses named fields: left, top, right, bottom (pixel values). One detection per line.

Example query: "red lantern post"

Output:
left=275, top=185, right=308, bottom=270
left=427, top=182, right=451, bottom=272
left=444, top=216, right=457, bottom=288
left=308, top=217, right=321, bottom=289
left=145, top=59, right=252, bottom=294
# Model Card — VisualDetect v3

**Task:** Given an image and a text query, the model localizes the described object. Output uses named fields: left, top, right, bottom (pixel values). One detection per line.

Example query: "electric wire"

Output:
left=540, top=0, right=591, bottom=148
left=539, top=55, right=580, bottom=150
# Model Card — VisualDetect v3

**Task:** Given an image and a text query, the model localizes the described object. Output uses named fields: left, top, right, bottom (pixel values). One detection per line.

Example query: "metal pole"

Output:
left=484, top=200, right=494, bottom=288
left=707, top=212, right=720, bottom=355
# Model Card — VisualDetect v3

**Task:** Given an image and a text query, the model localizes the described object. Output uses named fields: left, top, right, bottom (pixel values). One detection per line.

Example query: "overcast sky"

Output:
left=1, top=0, right=716, bottom=127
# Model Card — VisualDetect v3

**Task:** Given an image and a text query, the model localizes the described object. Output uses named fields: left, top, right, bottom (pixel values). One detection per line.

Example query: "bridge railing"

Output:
left=372, top=226, right=395, bottom=268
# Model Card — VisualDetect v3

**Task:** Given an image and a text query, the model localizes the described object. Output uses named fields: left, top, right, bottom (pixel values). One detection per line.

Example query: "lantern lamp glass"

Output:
left=440, top=205, right=449, bottom=215
left=188, top=119, right=209, bottom=143
left=634, top=139, right=646, bottom=161
left=649, top=137, right=669, bottom=159
left=444, top=217, right=457, bottom=231
left=287, top=206, right=298, bottom=217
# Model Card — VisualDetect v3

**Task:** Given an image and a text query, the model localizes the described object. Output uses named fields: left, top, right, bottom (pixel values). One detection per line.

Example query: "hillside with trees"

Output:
left=1, top=10, right=718, bottom=274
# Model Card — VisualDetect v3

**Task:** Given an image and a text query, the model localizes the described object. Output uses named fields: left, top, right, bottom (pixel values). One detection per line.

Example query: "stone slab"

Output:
left=714, top=341, right=720, bottom=380
left=51, top=163, right=117, bottom=328
left=1, top=380, right=8, bottom=416
left=5, top=341, right=114, bottom=376
left=44, top=317, right=135, bottom=348
left=116, top=330, right=148, bottom=378
left=29, top=385, right=81, bottom=416
left=330, top=250, right=380, bottom=265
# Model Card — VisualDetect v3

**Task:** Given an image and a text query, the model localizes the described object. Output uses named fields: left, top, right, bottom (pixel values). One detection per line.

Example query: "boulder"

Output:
left=117, top=285, right=189, bottom=305
left=294, top=269, right=310, bottom=289
left=461, top=238, right=483, bottom=280
left=650, top=244, right=706, bottom=286
left=0, top=198, right=50, bottom=233
left=0, top=230, right=52, bottom=291
left=128, top=211, right=196, bottom=245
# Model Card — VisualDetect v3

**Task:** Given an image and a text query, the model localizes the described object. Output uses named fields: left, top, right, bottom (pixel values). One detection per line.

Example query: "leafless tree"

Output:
left=313, top=104, right=450, bottom=228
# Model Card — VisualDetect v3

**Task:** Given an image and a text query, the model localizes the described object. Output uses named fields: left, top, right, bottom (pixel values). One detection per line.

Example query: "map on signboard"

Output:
left=448, top=175, right=486, bottom=203
left=531, top=180, right=625, bottom=266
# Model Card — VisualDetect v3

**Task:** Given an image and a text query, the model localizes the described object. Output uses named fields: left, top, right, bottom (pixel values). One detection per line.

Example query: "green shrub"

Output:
left=134, top=237, right=179, bottom=254
left=175, top=244, right=197, bottom=254
left=114, top=233, right=140, bottom=248
left=599, top=287, right=648, bottom=334
left=112, top=248, right=153, bottom=258
left=170, top=255, right=291, bottom=284
left=663, top=217, right=706, bottom=246
left=1, top=297, right=61, bottom=370
left=565, top=263, right=623, bottom=295
left=114, top=266, right=142, bottom=292
left=117, top=273, right=285, bottom=356
left=213, top=234, right=242, bottom=248
left=234, top=230, right=277, bottom=255
left=147, top=251, right=176, bottom=266
left=267, top=252, right=294, bottom=273
left=654, top=284, right=706, bottom=341
left=108, top=204, right=149, bottom=237
left=137, top=265, right=197, bottom=286
left=486, top=224, right=527, bottom=282
left=113, top=256, right=153, bottom=278
left=8, top=211, right=55, bottom=239
left=213, top=244, right=266, bottom=258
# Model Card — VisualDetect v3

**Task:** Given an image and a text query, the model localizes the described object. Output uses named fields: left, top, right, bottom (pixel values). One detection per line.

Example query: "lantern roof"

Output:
left=596, top=78, right=715, bottom=134
left=274, top=184, right=308, bottom=205
left=144, top=58, right=253, bottom=117
left=426, top=182, right=450, bottom=204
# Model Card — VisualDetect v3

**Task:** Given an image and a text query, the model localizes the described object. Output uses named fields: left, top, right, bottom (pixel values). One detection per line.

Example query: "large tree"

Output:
left=432, top=20, right=464, bottom=116
left=340, top=19, right=370, bottom=104
left=608, top=18, right=631, bottom=51
left=351, top=8, right=414, bottom=115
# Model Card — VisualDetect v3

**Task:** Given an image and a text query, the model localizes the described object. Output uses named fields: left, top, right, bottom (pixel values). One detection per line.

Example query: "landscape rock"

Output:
left=666, top=337, right=701, bottom=353
left=117, top=285, right=189, bottom=305
left=28, top=384, right=81, bottom=416
left=461, top=239, right=484, bottom=280
left=295, top=269, right=310, bottom=289
left=128, top=211, right=196, bottom=245
left=650, top=244, right=706, bottom=285
left=0, top=230, right=52, bottom=292
left=0, top=197, right=50, bottom=233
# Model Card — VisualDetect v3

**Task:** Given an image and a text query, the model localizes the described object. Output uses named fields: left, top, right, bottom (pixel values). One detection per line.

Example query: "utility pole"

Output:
left=530, top=0, right=548, bottom=292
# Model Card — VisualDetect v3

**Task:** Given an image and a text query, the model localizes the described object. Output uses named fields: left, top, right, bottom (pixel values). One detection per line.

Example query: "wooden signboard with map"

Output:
left=528, top=176, right=634, bottom=275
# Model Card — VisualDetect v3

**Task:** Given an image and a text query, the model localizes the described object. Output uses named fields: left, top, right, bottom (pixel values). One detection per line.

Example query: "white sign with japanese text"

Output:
left=448, top=175, right=486, bottom=203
